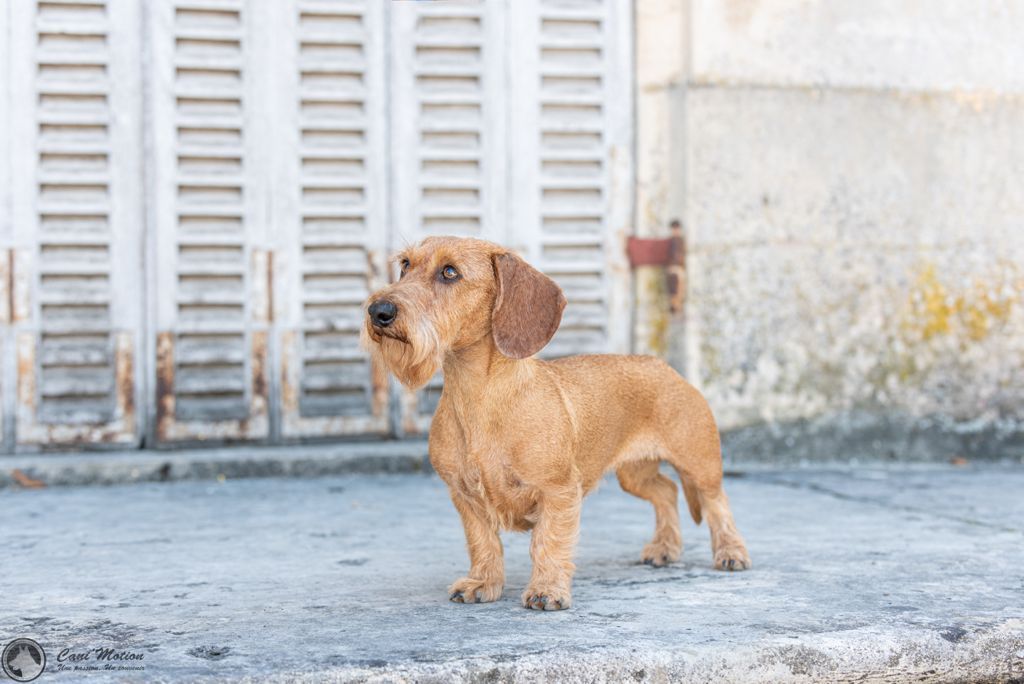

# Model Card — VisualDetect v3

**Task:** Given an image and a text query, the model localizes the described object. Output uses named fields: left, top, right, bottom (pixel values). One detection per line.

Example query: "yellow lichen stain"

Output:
left=895, top=354, right=919, bottom=384
left=643, top=269, right=669, bottom=357
left=649, top=316, right=668, bottom=357
left=912, top=264, right=954, bottom=340
left=962, top=277, right=1015, bottom=341
left=905, top=262, right=1019, bottom=344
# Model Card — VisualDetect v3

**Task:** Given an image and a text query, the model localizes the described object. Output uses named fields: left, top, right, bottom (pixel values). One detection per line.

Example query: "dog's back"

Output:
left=542, top=354, right=718, bottom=458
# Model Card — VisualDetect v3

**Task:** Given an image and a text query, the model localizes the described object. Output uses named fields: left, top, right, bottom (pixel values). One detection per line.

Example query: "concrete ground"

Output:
left=3, top=465, right=1023, bottom=683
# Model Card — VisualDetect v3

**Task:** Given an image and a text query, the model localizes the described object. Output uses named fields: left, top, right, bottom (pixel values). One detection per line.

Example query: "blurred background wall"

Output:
left=1, top=0, right=1022, bottom=460
left=636, top=0, right=1024, bottom=460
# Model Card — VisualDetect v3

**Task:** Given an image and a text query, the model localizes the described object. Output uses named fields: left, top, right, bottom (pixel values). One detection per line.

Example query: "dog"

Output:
left=362, top=236, right=750, bottom=611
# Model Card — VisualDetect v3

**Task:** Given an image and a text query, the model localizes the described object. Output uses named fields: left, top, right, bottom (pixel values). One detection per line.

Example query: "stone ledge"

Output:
left=0, top=441, right=430, bottom=489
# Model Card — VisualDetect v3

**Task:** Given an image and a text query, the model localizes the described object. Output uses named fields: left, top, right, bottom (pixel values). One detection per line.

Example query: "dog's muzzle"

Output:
left=368, top=299, right=398, bottom=328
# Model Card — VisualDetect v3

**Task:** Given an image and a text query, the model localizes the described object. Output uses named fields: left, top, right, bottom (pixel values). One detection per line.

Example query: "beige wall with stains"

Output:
left=636, top=0, right=1024, bottom=459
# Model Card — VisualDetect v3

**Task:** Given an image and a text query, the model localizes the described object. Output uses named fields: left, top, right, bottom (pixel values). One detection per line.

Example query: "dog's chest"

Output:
left=457, top=455, right=538, bottom=531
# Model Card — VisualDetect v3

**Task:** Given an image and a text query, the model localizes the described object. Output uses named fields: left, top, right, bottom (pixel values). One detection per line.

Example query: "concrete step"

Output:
left=3, top=467, right=1023, bottom=682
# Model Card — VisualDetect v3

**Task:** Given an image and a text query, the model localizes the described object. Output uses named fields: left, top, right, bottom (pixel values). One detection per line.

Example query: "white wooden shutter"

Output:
left=5, top=0, right=143, bottom=449
left=147, top=0, right=269, bottom=443
left=390, top=0, right=507, bottom=434
left=276, top=0, right=391, bottom=438
left=509, top=0, right=632, bottom=358
left=0, top=0, right=635, bottom=450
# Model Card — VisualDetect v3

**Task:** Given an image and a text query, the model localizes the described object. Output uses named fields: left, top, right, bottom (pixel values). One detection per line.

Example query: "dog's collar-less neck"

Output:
left=442, top=338, right=531, bottom=405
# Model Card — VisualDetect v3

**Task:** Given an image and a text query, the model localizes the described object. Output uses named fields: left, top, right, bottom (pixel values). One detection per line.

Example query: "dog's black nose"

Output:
left=368, top=299, right=398, bottom=328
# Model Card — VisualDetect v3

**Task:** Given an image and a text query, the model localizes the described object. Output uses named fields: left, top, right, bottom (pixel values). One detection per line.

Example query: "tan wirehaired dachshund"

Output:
left=362, top=236, right=750, bottom=611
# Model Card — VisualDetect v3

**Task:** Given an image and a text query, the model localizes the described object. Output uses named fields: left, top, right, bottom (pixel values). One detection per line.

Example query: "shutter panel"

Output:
left=390, top=0, right=507, bottom=434
left=7, top=0, right=142, bottom=449
left=390, top=0, right=506, bottom=243
left=148, top=0, right=269, bottom=443
left=510, top=0, right=632, bottom=358
left=277, top=0, right=390, bottom=438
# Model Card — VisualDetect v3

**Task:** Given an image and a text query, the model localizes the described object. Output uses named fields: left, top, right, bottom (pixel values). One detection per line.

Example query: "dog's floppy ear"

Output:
left=491, top=251, right=567, bottom=359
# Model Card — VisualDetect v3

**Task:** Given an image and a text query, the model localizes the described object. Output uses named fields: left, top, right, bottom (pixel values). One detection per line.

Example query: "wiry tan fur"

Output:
left=363, top=236, right=750, bottom=611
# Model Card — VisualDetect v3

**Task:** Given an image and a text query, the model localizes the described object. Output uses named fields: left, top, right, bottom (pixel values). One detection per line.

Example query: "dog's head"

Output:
left=361, top=236, right=567, bottom=389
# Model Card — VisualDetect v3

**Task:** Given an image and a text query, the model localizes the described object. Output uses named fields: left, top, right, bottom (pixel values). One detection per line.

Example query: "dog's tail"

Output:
left=676, top=471, right=703, bottom=525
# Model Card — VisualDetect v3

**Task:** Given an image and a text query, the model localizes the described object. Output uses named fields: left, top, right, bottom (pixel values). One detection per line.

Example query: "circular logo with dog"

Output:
left=2, top=639, right=45, bottom=682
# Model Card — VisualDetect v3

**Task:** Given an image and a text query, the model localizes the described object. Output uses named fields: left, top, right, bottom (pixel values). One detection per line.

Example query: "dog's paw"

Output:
left=521, top=584, right=572, bottom=611
left=448, top=576, right=503, bottom=604
left=714, top=545, right=751, bottom=571
left=641, top=540, right=681, bottom=567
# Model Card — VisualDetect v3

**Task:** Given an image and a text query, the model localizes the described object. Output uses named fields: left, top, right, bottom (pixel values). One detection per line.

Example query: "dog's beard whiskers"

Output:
left=378, top=329, right=410, bottom=344
left=413, top=317, right=443, bottom=366
left=397, top=317, right=442, bottom=388
left=361, top=322, right=411, bottom=349
left=362, top=315, right=442, bottom=390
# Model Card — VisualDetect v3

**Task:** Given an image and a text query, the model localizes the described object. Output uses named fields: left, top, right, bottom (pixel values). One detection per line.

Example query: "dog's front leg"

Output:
left=522, top=483, right=582, bottom=611
left=447, top=492, right=505, bottom=604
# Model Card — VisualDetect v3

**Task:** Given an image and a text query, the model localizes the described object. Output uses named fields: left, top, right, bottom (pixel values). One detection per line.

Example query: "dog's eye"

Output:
left=399, top=259, right=410, bottom=278
left=440, top=265, right=459, bottom=281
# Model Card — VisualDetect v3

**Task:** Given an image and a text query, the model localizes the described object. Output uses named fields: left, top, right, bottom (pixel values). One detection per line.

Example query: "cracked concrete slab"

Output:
left=3, top=466, right=1023, bottom=682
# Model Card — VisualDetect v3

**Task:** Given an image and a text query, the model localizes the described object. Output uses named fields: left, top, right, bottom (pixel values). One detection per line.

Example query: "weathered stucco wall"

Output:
left=639, top=0, right=1024, bottom=460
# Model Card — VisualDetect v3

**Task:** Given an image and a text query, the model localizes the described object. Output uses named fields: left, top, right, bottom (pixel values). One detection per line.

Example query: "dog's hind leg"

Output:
left=617, top=460, right=682, bottom=566
left=661, top=418, right=751, bottom=571
left=670, top=460, right=751, bottom=571
left=695, top=482, right=751, bottom=571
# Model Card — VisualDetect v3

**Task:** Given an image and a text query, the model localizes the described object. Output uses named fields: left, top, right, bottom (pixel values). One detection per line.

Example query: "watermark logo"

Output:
left=53, top=646, right=146, bottom=675
left=2, top=639, right=46, bottom=682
